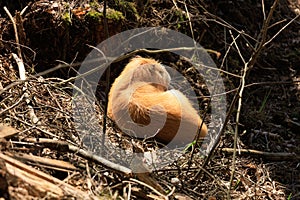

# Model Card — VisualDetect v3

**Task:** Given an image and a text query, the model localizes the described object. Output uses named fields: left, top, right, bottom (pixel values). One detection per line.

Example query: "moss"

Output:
left=89, top=0, right=100, bottom=9
left=106, top=8, right=124, bottom=20
left=174, top=9, right=186, bottom=22
left=170, top=8, right=187, bottom=29
left=115, top=0, right=139, bottom=19
left=85, top=10, right=102, bottom=21
left=62, top=12, right=72, bottom=25
left=85, top=8, right=124, bottom=22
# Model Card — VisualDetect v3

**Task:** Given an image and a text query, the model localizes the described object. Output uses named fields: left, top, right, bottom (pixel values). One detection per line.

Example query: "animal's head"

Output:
left=124, top=57, right=171, bottom=90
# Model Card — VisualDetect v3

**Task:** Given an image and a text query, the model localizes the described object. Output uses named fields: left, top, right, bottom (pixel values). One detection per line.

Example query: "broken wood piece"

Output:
left=12, top=153, right=77, bottom=172
left=0, top=152, right=90, bottom=199
left=0, top=124, right=19, bottom=139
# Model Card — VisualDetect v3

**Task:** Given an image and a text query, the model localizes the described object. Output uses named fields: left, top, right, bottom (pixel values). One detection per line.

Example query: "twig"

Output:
left=205, top=12, right=258, bottom=45
left=192, top=164, right=228, bottom=192
left=69, top=145, right=132, bottom=176
left=3, top=6, right=22, bottom=60
left=64, top=46, right=231, bottom=90
left=12, top=53, right=26, bottom=81
left=12, top=53, right=39, bottom=124
left=23, top=137, right=169, bottom=196
left=86, top=44, right=110, bottom=156
left=0, top=39, right=36, bottom=60
left=12, top=153, right=77, bottom=171
left=20, top=5, right=29, bottom=16
left=227, top=30, right=248, bottom=196
left=220, top=148, right=300, bottom=161
left=227, top=39, right=248, bottom=199
left=263, top=14, right=300, bottom=47
left=171, top=0, right=179, bottom=9
left=226, top=1, right=280, bottom=196
left=261, top=0, right=266, bottom=20
left=198, top=4, right=295, bottom=198
left=24, top=138, right=133, bottom=176
left=129, top=178, right=168, bottom=199
left=228, top=1, right=282, bottom=198
left=0, top=93, right=26, bottom=116
left=202, top=0, right=280, bottom=168
left=220, top=32, right=240, bottom=73
left=200, top=33, right=244, bottom=171
left=247, top=0, right=279, bottom=71
left=183, top=0, right=195, bottom=42
left=201, top=85, right=239, bottom=168
left=209, top=80, right=300, bottom=97
left=5, top=6, right=39, bottom=125
left=230, top=31, right=245, bottom=64
left=11, top=115, right=60, bottom=139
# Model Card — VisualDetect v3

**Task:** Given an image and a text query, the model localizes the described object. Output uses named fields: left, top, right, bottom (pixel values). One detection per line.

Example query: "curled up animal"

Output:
left=107, top=57, right=208, bottom=147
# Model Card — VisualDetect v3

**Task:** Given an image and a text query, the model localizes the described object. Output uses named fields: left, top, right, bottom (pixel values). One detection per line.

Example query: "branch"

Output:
left=220, top=148, right=300, bottom=161
left=3, top=6, right=22, bottom=60
left=24, top=138, right=133, bottom=176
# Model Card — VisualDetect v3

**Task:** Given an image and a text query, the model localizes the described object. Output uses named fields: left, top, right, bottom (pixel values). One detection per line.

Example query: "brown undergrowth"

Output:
left=0, top=0, right=299, bottom=199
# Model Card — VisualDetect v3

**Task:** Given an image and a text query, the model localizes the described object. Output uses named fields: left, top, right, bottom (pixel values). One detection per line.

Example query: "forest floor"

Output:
left=0, top=0, right=299, bottom=199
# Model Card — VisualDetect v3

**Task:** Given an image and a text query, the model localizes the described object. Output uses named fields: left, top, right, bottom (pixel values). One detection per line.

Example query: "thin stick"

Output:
left=248, top=0, right=279, bottom=71
left=263, top=14, right=300, bottom=47
left=12, top=53, right=39, bottom=124
left=262, top=0, right=266, bottom=20
left=0, top=93, right=26, bottom=115
left=24, top=138, right=133, bottom=176
left=129, top=178, right=168, bottom=199
left=12, top=53, right=26, bottom=80
left=101, top=0, right=111, bottom=156
left=3, top=6, right=22, bottom=60
left=228, top=54, right=247, bottom=199
left=200, top=0, right=282, bottom=187
left=220, top=148, right=300, bottom=161
left=183, top=0, right=195, bottom=42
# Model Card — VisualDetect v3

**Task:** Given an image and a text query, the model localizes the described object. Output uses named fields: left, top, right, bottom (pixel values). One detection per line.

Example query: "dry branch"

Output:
left=220, top=148, right=300, bottom=161
left=3, top=7, right=22, bottom=60
left=12, top=153, right=78, bottom=172
left=25, top=137, right=133, bottom=176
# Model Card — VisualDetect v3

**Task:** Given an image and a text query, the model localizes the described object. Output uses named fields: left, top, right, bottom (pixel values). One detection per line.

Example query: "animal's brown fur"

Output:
left=107, top=57, right=207, bottom=146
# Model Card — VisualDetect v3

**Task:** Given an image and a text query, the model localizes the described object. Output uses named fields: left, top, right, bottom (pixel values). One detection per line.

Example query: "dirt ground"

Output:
left=0, top=0, right=299, bottom=199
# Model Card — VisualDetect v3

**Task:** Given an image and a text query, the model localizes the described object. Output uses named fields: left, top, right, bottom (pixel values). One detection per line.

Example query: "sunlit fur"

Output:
left=107, top=57, right=207, bottom=146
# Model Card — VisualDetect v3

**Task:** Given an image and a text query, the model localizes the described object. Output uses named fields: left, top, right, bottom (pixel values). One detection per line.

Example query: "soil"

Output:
left=0, top=0, right=299, bottom=199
